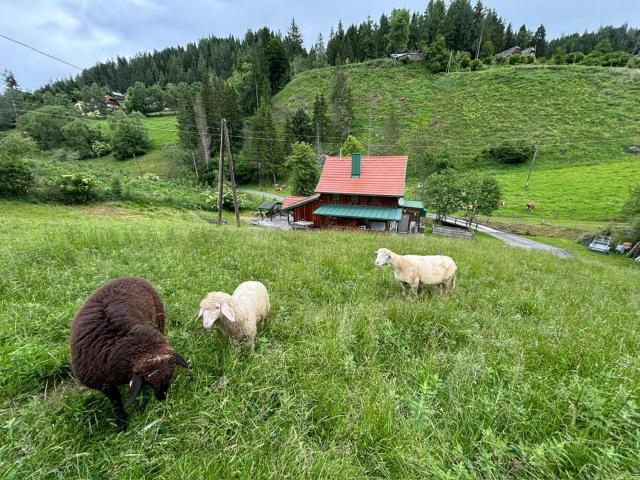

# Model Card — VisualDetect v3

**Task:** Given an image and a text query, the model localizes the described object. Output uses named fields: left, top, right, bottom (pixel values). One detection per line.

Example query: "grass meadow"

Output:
left=1, top=201, right=640, bottom=478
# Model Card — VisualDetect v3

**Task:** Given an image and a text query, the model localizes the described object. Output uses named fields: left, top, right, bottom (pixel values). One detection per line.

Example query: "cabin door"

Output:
left=398, top=214, right=410, bottom=233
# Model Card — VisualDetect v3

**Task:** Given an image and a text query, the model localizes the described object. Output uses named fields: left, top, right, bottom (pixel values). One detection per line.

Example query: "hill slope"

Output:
left=274, top=63, right=640, bottom=221
left=1, top=201, right=640, bottom=478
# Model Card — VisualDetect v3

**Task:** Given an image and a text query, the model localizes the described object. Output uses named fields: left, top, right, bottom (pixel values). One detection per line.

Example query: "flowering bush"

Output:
left=203, top=184, right=249, bottom=211
left=58, top=174, right=99, bottom=204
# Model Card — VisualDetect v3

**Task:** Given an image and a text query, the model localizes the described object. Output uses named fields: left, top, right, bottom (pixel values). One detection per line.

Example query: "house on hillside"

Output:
left=282, top=153, right=426, bottom=233
left=105, top=92, right=126, bottom=110
left=390, top=51, right=424, bottom=61
left=495, top=46, right=536, bottom=59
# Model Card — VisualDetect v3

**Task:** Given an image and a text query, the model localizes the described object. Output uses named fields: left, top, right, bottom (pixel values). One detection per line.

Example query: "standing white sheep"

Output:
left=374, top=248, right=457, bottom=295
left=198, top=281, right=270, bottom=349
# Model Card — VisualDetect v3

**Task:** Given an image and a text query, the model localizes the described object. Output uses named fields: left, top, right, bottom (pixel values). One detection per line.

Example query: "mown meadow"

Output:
left=1, top=201, right=640, bottom=478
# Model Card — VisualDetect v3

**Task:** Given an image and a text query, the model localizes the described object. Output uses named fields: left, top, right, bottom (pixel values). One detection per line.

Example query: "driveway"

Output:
left=442, top=216, right=572, bottom=259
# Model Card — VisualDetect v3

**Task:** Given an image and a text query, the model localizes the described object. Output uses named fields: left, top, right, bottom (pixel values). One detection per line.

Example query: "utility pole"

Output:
left=525, top=143, right=540, bottom=189
left=367, top=104, right=372, bottom=156
left=223, top=119, right=241, bottom=227
left=475, top=9, right=488, bottom=60
left=12, top=101, right=24, bottom=135
left=217, top=119, right=225, bottom=225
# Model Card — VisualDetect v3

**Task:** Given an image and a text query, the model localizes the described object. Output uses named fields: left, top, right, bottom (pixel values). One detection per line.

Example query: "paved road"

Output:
left=240, top=188, right=571, bottom=258
left=443, top=216, right=572, bottom=259
left=238, top=188, right=285, bottom=202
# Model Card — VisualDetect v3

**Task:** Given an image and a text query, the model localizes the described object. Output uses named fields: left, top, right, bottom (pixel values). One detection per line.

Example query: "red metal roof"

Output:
left=282, top=193, right=320, bottom=209
left=315, top=156, right=407, bottom=196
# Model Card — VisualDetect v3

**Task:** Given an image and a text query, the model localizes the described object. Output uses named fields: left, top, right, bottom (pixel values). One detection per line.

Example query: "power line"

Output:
left=0, top=32, right=84, bottom=71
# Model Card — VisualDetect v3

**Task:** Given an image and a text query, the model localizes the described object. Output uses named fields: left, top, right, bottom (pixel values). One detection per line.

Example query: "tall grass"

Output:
left=1, top=202, right=640, bottom=478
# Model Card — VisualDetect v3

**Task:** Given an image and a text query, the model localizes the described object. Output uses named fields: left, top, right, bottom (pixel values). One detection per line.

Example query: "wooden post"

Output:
left=446, top=51, right=453, bottom=74
left=223, top=119, right=241, bottom=227
left=525, top=143, right=540, bottom=189
left=217, top=119, right=225, bottom=225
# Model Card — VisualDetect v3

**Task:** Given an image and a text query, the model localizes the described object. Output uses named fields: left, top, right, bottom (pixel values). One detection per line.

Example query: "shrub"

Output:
left=57, top=174, right=99, bottom=204
left=109, top=177, right=124, bottom=200
left=52, top=149, right=82, bottom=163
left=0, top=157, right=34, bottom=197
left=19, top=105, right=79, bottom=149
left=423, top=35, right=450, bottom=73
left=108, top=111, right=151, bottom=160
left=469, top=59, right=483, bottom=71
left=509, top=54, right=527, bottom=65
left=494, top=55, right=508, bottom=65
left=628, top=55, right=640, bottom=69
left=483, top=142, right=535, bottom=164
left=341, top=135, right=365, bottom=156
left=90, top=140, right=112, bottom=157
left=61, top=119, right=106, bottom=159
left=204, top=184, right=249, bottom=211
left=0, top=134, right=39, bottom=161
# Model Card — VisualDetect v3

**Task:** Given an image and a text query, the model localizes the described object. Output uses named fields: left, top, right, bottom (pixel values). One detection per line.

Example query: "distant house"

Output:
left=105, top=91, right=126, bottom=110
left=390, top=51, right=424, bottom=61
left=495, top=46, right=536, bottom=59
left=282, top=154, right=426, bottom=233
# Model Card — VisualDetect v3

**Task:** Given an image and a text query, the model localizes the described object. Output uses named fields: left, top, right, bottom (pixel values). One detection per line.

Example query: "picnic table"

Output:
left=292, top=221, right=314, bottom=231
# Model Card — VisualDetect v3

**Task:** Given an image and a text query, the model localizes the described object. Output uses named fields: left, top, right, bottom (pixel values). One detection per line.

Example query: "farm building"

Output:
left=282, top=153, right=426, bottom=233
left=495, top=46, right=536, bottom=58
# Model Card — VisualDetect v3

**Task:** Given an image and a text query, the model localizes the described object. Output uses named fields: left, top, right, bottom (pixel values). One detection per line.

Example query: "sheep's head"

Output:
left=198, top=292, right=230, bottom=329
left=375, top=248, right=393, bottom=267
left=127, top=352, right=191, bottom=406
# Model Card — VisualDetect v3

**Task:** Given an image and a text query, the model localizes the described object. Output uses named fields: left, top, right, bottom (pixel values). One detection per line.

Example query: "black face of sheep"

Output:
left=126, top=353, right=191, bottom=406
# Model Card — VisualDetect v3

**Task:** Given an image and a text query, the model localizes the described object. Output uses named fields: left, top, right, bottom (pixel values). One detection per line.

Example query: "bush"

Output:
left=61, top=119, right=107, bottom=159
left=203, top=184, right=249, bottom=211
left=0, top=157, right=34, bottom=198
left=628, top=55, right=640, bottom=69
left=90, top=140, right=112, bottom=157
left=509, top=54, right=527, bottom=65
left=108, top=111, right=151, bottom=160
left=57, top=174, right=99, bottom=204
left=52, top=149, right=82, bottom=163
left=109, top=177, right=124, bottom=200
left=341, top=135, right=365, bottom=156
left=0, top=134, right=39, bottom=161
left=469, top=59, right=483, bottom=71
left=19, top=105, right=79, bottom=149
left=482, top=142, right=535, bottom=164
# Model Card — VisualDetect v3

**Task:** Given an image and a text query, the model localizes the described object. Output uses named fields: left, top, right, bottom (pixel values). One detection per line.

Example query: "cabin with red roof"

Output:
left=282, top=153, right=425, bottom=233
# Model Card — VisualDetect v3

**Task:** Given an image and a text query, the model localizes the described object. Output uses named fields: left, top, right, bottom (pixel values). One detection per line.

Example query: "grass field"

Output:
left=2, top=201, right=640, bottom=478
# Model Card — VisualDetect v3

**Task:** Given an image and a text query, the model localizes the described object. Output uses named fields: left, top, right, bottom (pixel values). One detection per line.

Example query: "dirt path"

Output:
left=238, top=188, right=285, bottom=202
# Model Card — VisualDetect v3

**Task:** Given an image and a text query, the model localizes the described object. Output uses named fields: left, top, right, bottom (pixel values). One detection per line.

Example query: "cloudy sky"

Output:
left=1, top=0, right=638, bottom=90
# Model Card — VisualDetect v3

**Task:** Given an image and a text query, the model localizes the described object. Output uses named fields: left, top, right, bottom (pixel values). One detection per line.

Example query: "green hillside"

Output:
left=275, top=62, right=640, bottom=222
left=2, top=201, right=640, bottom=478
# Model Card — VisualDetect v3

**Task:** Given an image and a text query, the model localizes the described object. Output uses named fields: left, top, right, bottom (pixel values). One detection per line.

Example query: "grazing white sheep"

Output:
left=198, top=281, right=270, bottom=349
left=374, top=248, right=457, bottom=295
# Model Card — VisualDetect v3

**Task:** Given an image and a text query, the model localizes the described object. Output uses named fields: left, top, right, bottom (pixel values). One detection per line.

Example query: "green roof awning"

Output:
left=403, top=199, right=427, bottom=217
left=314, top=204, right=403, bottom=221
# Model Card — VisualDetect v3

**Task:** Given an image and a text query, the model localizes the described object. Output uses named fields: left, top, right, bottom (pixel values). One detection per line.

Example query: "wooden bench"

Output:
left=432, top=225, right=474, bottom=239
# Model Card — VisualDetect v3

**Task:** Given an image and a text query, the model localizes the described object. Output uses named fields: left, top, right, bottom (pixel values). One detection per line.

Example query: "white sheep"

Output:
left=198, top=281, right=270, bottom=349
left=374, top=248, right=457, bottom=295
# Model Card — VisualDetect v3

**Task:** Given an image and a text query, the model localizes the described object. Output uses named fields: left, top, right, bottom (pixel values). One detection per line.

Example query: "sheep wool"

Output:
left=375, top=248, right=457, bottom=295
left=70, top=276, right=190, bottom=430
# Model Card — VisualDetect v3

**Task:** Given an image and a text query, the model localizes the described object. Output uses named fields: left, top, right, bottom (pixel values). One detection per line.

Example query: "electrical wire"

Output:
left=0, top=32, right=84, bottom=71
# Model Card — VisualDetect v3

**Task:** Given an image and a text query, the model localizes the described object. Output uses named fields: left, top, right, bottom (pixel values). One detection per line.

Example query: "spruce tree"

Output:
left=285, top=18, right=305, bottom=58
left=330, top=68, right=354, bottom=143
left=531, top=25, right=547, bottom=57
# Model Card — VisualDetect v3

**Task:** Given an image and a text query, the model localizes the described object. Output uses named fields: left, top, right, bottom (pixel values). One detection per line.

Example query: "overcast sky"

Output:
left=1, top=0, right=638, bottom=90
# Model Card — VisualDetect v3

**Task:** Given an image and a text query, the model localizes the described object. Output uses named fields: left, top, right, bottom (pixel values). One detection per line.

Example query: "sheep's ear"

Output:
left=175, top=354, right=192, bottom=369
left=221, top=302, right=236, bottom=322
left=125, top=374, right=144, bottom=407
left=197, top=307, right=204, bottom=319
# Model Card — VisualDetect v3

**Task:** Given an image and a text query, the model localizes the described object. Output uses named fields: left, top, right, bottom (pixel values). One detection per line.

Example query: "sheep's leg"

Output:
left=400, top=282, right=407, bottom=296
left=410, top=280, right=419, bottom=296
left=103, top=386, right=128, bottom=431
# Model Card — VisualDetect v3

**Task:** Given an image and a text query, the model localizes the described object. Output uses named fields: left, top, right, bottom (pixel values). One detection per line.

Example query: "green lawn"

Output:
left=2, top=201, right=640, bottom=478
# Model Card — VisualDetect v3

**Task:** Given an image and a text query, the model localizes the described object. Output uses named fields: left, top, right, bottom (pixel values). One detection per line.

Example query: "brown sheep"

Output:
left=70, top=277, right=190, bottom=430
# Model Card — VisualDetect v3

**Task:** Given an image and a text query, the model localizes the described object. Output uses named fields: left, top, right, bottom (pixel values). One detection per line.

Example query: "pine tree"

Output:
left=264, top=37, right=290, bottom=93
left=312, top=92, right=329, bottom=149
left=330, top=68, right=354, bottom=143
left=284, top=142, right=319, bottom=196
left=531, top=25, right=547, bottom=57
left=444, top=0, right=474, bottom=52
left=376, top=14, right=391, bottom=57
left=387, top=8, right=411, bottom=54
left=285, top=18, right=305, bottom=57
left=247, top=101, right=282, bottom=185
left=2, top=70, right=19, bottom=91
left=285, top=108, right=313, bottom=151
left=314, top=33, right=327, bottom=68
left=516, top=24, right=532, bottom=48
left=504, top=23, right=515, bottom=49
left=425, top=0, right=447, bottom=44
left=471, top=0, right=485, bottom=56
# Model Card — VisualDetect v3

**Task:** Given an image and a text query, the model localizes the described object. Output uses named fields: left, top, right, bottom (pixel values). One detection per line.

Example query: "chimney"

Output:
left=351, top=152, right=361, bottom=178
